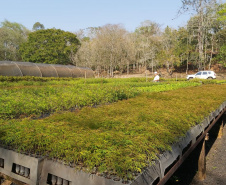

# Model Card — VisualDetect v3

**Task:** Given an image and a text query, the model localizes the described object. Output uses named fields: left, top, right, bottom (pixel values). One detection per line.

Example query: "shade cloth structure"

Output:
left=0, top=61, right=94, bottom=78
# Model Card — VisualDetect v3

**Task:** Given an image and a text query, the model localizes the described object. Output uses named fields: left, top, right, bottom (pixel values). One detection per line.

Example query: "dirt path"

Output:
left=190, top=116, right=226, bottom=185
left=166, top=115, right=226, bottom=185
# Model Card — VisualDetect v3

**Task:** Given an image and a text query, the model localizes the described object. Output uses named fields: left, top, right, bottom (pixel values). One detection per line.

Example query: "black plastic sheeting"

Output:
left=0, top=61, right=94, bottom=78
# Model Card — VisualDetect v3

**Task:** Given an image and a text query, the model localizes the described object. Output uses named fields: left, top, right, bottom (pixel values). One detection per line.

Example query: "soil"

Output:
left=166, top=115, right=226, bottom=185
left=190, top=116, right=226, bottom=185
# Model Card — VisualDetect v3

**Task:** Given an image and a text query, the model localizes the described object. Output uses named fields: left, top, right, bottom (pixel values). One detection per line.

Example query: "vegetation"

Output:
left=19, top=29, right=80, bottom=65
left=0, top=76, right=205, bottom=119
left=0, top=0, right=225, bottom=181
left=1, top=1, right=226, bottom=74
left=32, top=22, right=45, bottom=31
left=74, top=0, right=226, bottom=75
left=0, top=20, right=30, bottom=61
left=0, top=77, right=225, bottom=180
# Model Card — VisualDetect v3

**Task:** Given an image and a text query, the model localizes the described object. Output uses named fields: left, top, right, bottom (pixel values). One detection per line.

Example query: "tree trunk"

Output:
left=127, top=62, right=129, bottom=75
left=186, top=54, right=189, bottom=74
left=166, top=61, right=170, bottom=73
left=209, top=35, right=214, bottom=70
left=198, top=28, right=204, bottom=70
left=151, top=57, right=154, bottom=74
left=198, top=1, right=204, bottom=71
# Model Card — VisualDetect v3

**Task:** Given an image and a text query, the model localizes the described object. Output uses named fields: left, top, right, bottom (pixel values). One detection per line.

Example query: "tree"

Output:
left=0, top=20, right=29, bottom=61
left=74, top=24, right=133, bottom=76
left=32, top=22, right=45, bottom=31
left=157, top=26, right=180, bottom=76
left=216, top=44, right=226, bottom=67
left=215, top=22, right=226, bottom=68
left=217, top=3, right=226, bottom=21
left=19, top=29, right=80, bottom=64
left=182, top=1, right=224, bottom=70
left=180, top=0, right=220, bottom=70
left=173, top=27, right=191, bottom=73
left=135, top=20, right=161, bottom=73
left=94, top=24, right=128, bottom=76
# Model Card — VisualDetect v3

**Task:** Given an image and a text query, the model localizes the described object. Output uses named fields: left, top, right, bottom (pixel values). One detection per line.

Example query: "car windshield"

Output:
left=196, top=72, right=202, bottom=75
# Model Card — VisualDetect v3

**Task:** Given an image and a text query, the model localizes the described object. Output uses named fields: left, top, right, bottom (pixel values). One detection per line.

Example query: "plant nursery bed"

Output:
left=0, top=84, right=225, bottom=184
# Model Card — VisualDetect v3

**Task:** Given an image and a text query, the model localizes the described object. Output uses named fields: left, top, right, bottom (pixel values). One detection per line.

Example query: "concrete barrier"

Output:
left=0, top=148, right=44, bottom=185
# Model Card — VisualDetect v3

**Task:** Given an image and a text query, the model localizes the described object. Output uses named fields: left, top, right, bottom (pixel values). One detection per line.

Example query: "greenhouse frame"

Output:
left=0, top=61, right=94, bottom=78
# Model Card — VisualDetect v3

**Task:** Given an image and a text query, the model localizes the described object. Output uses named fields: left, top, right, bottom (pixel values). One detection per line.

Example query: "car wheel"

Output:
left=207, top=77, right=213, bottom=80
left=188, top=77, right=193, bottom=80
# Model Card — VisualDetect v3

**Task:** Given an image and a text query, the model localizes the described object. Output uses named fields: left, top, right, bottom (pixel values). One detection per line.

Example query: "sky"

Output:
left=0, top=0, right=224, bottom=33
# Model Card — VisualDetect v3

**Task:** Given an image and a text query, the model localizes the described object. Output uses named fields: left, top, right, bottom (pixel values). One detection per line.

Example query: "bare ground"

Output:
left=166, top=115, right=226, bottom=185
left=190, top=117, right=226, bottom=185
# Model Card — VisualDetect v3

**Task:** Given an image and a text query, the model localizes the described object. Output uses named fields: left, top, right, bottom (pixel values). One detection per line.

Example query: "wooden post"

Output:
left=0, top=172, right=27, bottom=185
left=197, top=134, right=209, bottom=181
left=1, top=180, right=12, bottom=185
left=217, top=120, right=224, bottom=139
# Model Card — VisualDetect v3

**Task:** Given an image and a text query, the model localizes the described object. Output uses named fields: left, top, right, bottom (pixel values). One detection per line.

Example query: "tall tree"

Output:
left=19, top=29, right=80, bottom=64
left=135, top=20, right=161, bottom=73
left=215, top=4, right=226, bottom=68
left=158, top=26, right=180, bottom=76
left=180, top=0, right=219, bottom=70
left=0, top=20, right=29, bottom=61
left=74, top=24, right=133, bottom=76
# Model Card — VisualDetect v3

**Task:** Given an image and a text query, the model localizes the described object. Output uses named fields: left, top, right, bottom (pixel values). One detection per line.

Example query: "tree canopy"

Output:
left=32, top=22, right=45, bottom=31
left=0, top=20, right=29, bottom=61
left=1, top=1, right=226, bottom=74
left=19, top=29, right=80, bottom=64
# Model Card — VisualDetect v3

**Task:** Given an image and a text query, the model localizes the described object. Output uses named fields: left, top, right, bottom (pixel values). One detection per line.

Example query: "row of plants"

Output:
left=1, top=75, right=225, bottom=89
left=0, top=78, right=204, bottom=119
left=0, top=84, right=226, bottom=180
left=0, top=85, right=136, bottom=118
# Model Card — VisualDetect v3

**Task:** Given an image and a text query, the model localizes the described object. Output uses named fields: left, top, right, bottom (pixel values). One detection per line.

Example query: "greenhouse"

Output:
left=0, top=61, right=94, bottom=78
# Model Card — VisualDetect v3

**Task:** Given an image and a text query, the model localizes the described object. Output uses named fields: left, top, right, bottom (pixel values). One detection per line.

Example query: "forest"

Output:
left=0, top=0, right=226, bottom=77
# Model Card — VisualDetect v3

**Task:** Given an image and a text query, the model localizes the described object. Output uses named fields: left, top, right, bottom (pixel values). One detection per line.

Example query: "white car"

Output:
left=187, top=71, right=216, bottom=80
